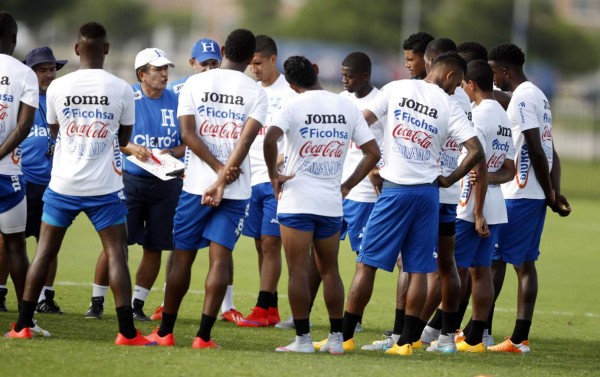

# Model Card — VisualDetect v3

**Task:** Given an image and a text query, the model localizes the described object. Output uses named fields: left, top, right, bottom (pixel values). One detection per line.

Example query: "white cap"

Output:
left=134, top=48, right=175, bottom=69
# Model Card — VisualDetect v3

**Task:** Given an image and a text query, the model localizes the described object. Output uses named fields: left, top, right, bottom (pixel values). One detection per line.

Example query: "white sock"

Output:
left=220, top=285, right=235, bottom=313
left=391, top=334, right=401, bottom=343
left=38, top=286, right=54, bottom=303
left=132, top=285, right=150, bottom=304
left=92, top=284, right=109, bottom=298
left=483, top=328, right=490, bottom=336
left=161, top=283, right=166, bottom=306
left=0, top=284, right=7, bottom=290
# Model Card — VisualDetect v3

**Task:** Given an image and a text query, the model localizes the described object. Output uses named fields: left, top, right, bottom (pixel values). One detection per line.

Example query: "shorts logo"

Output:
left=516, top=144, right=530, bottom=189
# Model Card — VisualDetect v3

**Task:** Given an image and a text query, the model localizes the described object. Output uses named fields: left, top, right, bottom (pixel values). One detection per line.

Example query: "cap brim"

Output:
left=148, top=57, right=175, bottom=68
left=193, top=52, right=222, bottom=63
left=56, top=60, right=68, bottom=71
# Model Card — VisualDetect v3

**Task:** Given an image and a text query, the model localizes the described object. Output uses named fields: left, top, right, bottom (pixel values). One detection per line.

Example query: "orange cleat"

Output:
left=268, top=307, right=281, bottom=326
left=144, top=327, right=174, bottom=346
left=237, top=307, right=269, bottom=327
left=114, top=329, right=158, bottom=346
left=192, top=337, right=220, bottom=349
left=5, top=323, right=32, bottom=339
left=150, top=305, right=164, bottom=321
left=219, top=308, right=244, bottom=324
left=487, top=337, right=530, bottom=353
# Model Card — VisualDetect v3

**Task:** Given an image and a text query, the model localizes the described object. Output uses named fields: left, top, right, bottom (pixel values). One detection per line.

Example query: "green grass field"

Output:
left=1, top=160, right=599, bottom=377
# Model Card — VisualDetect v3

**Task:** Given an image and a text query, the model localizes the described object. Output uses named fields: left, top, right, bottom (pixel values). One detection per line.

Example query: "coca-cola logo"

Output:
left=198, top=120, right=241, bottom=139
left=0, top=103, right=9, bottom=120
left=299, top=140, right=345, bottom=158
left=441, top=137, right=460, bottom=152
left=392, top=124, right=432, bottom=149
left=66, top=121, right=109, bottom=138
left=541, top=126, right=552, bottom=141
left=487, top=153, right=506, bottom=169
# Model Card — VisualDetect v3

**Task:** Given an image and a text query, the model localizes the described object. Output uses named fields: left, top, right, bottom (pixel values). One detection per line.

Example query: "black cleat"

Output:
left=132, top=298, right=151, bottom=321
left=0, top=287, right=8, bottom=312
left=85, top=296, right=104, bottom=319
left=35, top=290, right=64, bottom=314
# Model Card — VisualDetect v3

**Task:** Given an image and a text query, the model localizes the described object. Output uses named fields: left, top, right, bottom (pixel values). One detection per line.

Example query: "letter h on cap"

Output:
left=201, top=42, right=216, bottom=53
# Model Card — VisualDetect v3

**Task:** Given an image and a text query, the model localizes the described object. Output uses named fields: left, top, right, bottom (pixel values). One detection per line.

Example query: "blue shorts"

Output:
left=124, top=171, right=182, bottom=250
left=0, top=174, right=25, bottom=214
left=494, top=199, right=546, bottom=266
left=438, top=203, right=457, bottom=236
left=41, top=188, right=127, bottom=231
left=341, top=199, right=375, bottom=252
left=242, top=182, right=280, bottom=239
left=357, top=185, right=439, bottom=273
left=454, top=219, right=498, bottom=268
left=173, top=191, right=248, bottom=251
left=25, top=181, right=47, bottom=238
left=278, top=213, right=342, bottom=240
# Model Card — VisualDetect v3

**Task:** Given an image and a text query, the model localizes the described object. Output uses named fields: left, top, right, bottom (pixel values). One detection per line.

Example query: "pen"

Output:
left=150, top=153, right=163, bottom=166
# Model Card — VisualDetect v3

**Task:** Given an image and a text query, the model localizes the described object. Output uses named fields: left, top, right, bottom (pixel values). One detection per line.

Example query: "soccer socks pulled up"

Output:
left=510, top=319, right=532, bottom=344
left=220, top=285, right=235, bottom=313
left=92, top=284, right=109, bottom=298
left=428, top=308, right=443, bottom=330
left=441, top=311, right=458, bottom=336
left=132, top=285, right=150, bottom=304
left=15, top=300, right=37, bottom=331
left=116, top=306, right=137, bottom=339
left=397, top=315, right=420, bottom=346
left=197, top=313, right=217, bottom=342
left=158, top=312, right=177, bottom=337
left=393, top=309, right=405, bottom=335
left=342, top=311, right=361, bottom=341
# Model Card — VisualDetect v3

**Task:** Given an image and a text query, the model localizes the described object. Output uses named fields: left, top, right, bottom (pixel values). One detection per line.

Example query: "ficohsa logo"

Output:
left=299, top=127, right=348, bottom=139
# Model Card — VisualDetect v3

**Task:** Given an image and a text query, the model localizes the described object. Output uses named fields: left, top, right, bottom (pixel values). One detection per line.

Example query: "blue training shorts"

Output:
left=357, top=184, right=438, bottom=273
left=494, top=199, right=546, bottom=266
left=41, top=188, right=127, bottom=231
left=341, top=199, right=375, bottom=253
left=454, top=219, right=498, bottom=268
left=278, top=213, right=342, bottom=240
left=242, top=182, right=280, bottom=239
left=173, top=191, right=248, bottom=251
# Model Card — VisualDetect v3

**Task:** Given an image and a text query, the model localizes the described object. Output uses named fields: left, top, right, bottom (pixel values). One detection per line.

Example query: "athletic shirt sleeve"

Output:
left=120, top=83, right=135, bottom=126
left=350, top=105, right=375, bottom=147
left=447, top=101, right=476, bottom=144
left=45, top=81, right=57, bottom=124
left=21, top=68, right=39, bottom=109
left=512, top=92, right=540, bottom=132
left=177, top=77, right=196, bottom=117
left=272, top=100, right=291, bottom=134
left=366, top=83, right=391, bottom=121
left=247, top=86, right=268, bottom=126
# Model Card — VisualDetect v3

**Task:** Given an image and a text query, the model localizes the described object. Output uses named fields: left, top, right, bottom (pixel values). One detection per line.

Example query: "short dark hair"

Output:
left=341, top=52, right=372, bottom=75
left=432, top=51, right=467, bottom=75
left=488, top=43, right=525, bottom=68
left=402, top=32, right=434, bottom=53
left=425, top=38, right=457, bottom=59
left=0, top=11, right=17, bottom=38
left=457, top=41, right=488, bottom=63
left=465, top=59, right=493, bottom=92
left=135, top=63, right=152, bottom=82
left=284, top=56, right=317, bottom=88
left=224, top=29, right=256, bottom=63
left=255, top=35, right=277, bottom=56
left=79, top=22, right=107, bottom=40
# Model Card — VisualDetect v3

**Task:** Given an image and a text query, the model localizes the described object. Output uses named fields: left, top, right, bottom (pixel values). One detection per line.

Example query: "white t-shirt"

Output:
left=46, top=69, right=134, bottom=196
left=502, top=81, right=553, bottom=200
left=367, top=80, right=476, bottom=185
left=0, top=54, right=39, bottom=175
left=457, top=99, right=515, bottom=224
left=339, top=88, right=384, bottom=203
left=439, top=87, right=472, bottom=204
left=178, top=68, right=268, bottom=199
left=248, top=74, right=296, bottom=186
left=274, top=90, right=375, bottom=217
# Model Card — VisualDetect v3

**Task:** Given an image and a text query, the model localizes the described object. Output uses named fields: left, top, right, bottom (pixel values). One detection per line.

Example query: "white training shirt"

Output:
left=457, top=99, right=515, bottom=224
left=339, top=88, right=384, bottom=203
left=274, top=90, right=375, bottom=217
left=501, top=81, right=553, bottom=200
left=178, top=68, right=267, bottom=199
left=0, top=54, right=39, bottom=175
left=439, top=86, right=472, bottom=204
left=46, top=69, right=134, bottom=196
left=248, top=74, right=296, bottom=186
left=367, top=80, right=476, bottom=186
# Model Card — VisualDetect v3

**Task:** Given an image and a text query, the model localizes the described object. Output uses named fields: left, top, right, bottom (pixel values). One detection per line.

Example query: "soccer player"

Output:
left=485, top=43, right=570, bottom=353
left=453, top=59, right=516, bottom=352
left=265, top=55, right=380, bottom=354
left=403, top=32, right=434, bottom=79
left=84, top=48, right=184, bottom=321
left=0, top=11, right=38, bottom=322
left=237, top=35, right=296, bottom=328
left=22, top=47, right=68, bottom=315
left=145, top=29, right=267, bottom=349
left=342, top=51, right=485, bottom=356
left=168, top=38, right=222, bottom=95
left=6, top=21, right=154, bottom=345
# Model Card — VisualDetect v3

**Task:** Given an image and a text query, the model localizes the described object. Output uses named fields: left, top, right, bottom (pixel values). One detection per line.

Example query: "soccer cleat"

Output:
left=274, top=315, right=295, bottom=329
left=144, top=327, right=175, bottom=346
left=317, top=332, right=344, bottom=355
left=268, top=307, right=281, bottom=326
left=132, top=298, right=151, bottom=321
left=421, top=325, right=441, bottom=345
left=0, top=287, right=9, bottom=312
left=85, top=296, right=104, bottom=319
left=115, top=330, right=157, bottom=346
left=487, top=337, right=530, bottom=353
left=276, top=334, right=315, bottom=353
left=150, top=305, right=164, bottom=321
left=456, top=340, right=485, bottom=353
left=483, top=333, right=495, bottom=347
left=355, top=322, right=363, bottom=333
left=30, top=320, right=51, bottom=337
left=219, top=308, right=244, bottom=324
left=361, top=336, right=395, bottom=351
left=385, top=343, right=413, bottom=356
left=454, top=330, right=465, bottom=343
left=426, top=338, right=457, bottom=353
left=412, top=339, right=423, bottom=350
left=35, top=290, right=64, bottom=314
left=5, top=323, right=32, bottom=339
left=192, top=337, right=220, bottom=349
left=237, top=306, right=270, bottom=327
left=314, top=337, right=354, bottom=351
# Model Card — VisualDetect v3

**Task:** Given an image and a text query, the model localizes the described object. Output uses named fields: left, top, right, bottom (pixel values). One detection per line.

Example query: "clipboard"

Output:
left=126, top=149, right=185, bottom=181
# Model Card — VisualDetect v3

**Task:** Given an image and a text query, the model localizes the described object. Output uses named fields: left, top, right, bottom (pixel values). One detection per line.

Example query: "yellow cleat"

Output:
left=412, top=339, right=422, bottom=350
left=456, top=340, right=485, bottom=353
left=313, top=337, right=354, bottom=351
left=385, top=343, right=413, bottom=356
left=313, top=338, right=327, bottom=350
